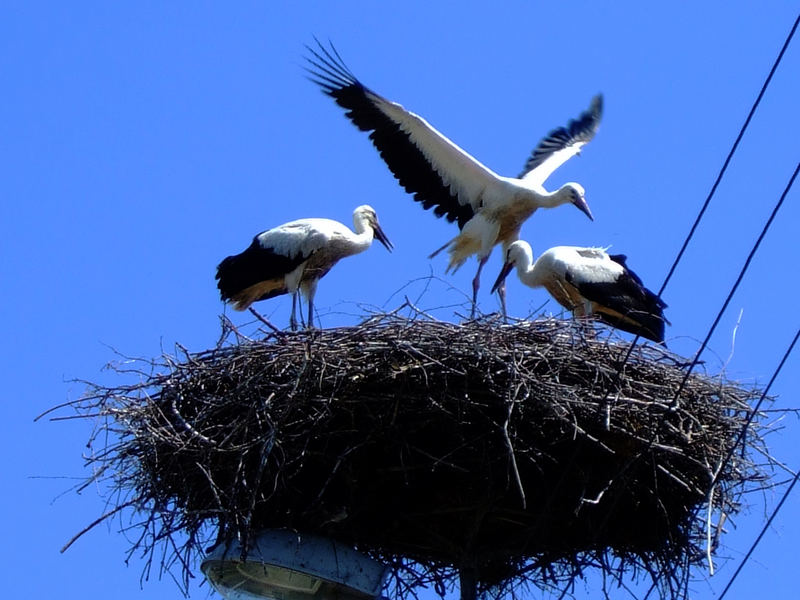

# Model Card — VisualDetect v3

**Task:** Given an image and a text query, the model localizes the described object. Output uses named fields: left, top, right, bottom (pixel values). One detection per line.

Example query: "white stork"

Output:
left=491, top=241, right=668, bottom=343
left=216, top=205, right=392, bottom=330
left=305, top=40, right=601, bottom=317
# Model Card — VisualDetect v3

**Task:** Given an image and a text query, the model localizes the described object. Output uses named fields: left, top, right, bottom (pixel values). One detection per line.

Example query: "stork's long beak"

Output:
left=573, top=196, right=594, bottom=221
left=491, top=261, right=514, bottom=294
left=373, top=222, right=393, bottom=251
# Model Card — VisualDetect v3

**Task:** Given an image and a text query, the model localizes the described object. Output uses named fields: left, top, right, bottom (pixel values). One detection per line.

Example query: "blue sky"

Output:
left=3, top=2, right=800, bottom=598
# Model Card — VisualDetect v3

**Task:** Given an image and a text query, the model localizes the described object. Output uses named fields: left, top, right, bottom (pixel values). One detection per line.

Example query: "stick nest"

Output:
left=60, top=312, right=769, bottom=598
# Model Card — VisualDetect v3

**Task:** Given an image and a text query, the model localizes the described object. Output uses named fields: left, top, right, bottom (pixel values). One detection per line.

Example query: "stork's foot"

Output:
left=469, top=255, right=489, bottom=321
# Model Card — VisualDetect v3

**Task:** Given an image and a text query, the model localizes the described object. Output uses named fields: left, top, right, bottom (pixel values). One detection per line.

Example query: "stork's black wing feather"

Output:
left=305, top=40, right=475, bottom=230
left=567, top=259, right=668, bottom=343
left=518, top=94, right=603, bottom=179
left=215, top=236, right=307, bottom=302
left=592, top=307, right=666, bottom=344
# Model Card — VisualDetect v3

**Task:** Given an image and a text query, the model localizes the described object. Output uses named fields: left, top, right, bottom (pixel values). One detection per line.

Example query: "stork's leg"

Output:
left=498, top=280, right=508, bottom=322
left=304, top=283, right=318, bottom=330
left=470, top=255, right=489, bottom=319
left=289, top=293, right=299, bottom=331
left=307, top=294, right=315, bottom=330
left=298, top=298, right=307, bottom=329
left=574, top=302, right=596, bottom=340
left=583, top=302, right=597, bottom=339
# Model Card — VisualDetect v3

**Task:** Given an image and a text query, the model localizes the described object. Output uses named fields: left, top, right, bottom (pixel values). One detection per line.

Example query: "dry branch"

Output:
left=54, top=312, right=772, bottom=599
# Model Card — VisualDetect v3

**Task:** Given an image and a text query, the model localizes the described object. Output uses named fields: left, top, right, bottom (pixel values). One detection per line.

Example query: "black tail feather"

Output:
left=215, top=239, right=303, bottom=302
left=596, top=309, right=666, bottom=344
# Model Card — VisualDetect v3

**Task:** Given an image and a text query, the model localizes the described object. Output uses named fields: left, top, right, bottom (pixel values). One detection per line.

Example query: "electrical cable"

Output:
left=540, top=12, right=800, bottom=599
left=716, top=468, right=800, bottom=600
left=656, top=11, right=800, bottom=298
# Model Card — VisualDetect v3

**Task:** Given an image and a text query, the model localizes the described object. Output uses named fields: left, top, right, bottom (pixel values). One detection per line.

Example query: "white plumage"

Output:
left=492, top=241, right=668, bottom=343
left=305, top=40, right=601, bottom=316
left=216, top=205, right=392, bottom=330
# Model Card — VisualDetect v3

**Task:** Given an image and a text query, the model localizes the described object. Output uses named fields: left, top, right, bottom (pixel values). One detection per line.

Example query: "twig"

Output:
left=61, top=499, right=138, bottom=553
left=46, top=312, right=767, bottom=600
left=248, top=307, right=284, bottom=335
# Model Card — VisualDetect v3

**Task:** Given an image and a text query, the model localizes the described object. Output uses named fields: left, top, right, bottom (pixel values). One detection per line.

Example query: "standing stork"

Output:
left=215, top=205, right=392, bottom=330
left=305, top=40, right=601, bottom=317
left=492, top=241, right=668, bottom=343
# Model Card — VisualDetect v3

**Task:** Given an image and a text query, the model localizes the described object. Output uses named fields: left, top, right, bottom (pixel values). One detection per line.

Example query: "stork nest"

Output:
left=54, top=310, right=771, bottom=599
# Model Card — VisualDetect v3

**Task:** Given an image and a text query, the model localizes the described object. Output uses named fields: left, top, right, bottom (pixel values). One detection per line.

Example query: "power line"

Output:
left=716, top=464, right=800, bottom=600
left=704, top=329, right=800, bottom=496
left=596, top=9, right=800, bottom=408
left=542, top=12, right=800, bottom=599
left=656, top=10, right=800, bottom=298
left=615, top=159, right=799, bottom=571
left=590, top=11, right=800, bottom=592
left=712, top=328, right=800, bottom=599
left=668, top=161, right=800, bottom=406
left=653, top=326, right=800, bottom=600
left=641, top=19, right=800, bottom=594
left=639, top=160, right=799, bottom=599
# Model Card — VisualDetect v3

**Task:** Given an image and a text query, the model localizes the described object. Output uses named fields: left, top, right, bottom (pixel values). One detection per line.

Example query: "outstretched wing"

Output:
left=519, top=94, right=603, bottom=186
left=306, top=40, right=503, bottom=230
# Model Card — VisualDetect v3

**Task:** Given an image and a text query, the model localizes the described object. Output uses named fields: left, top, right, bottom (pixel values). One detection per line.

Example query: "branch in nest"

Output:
left=49, top=310, right=775, bottom=600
